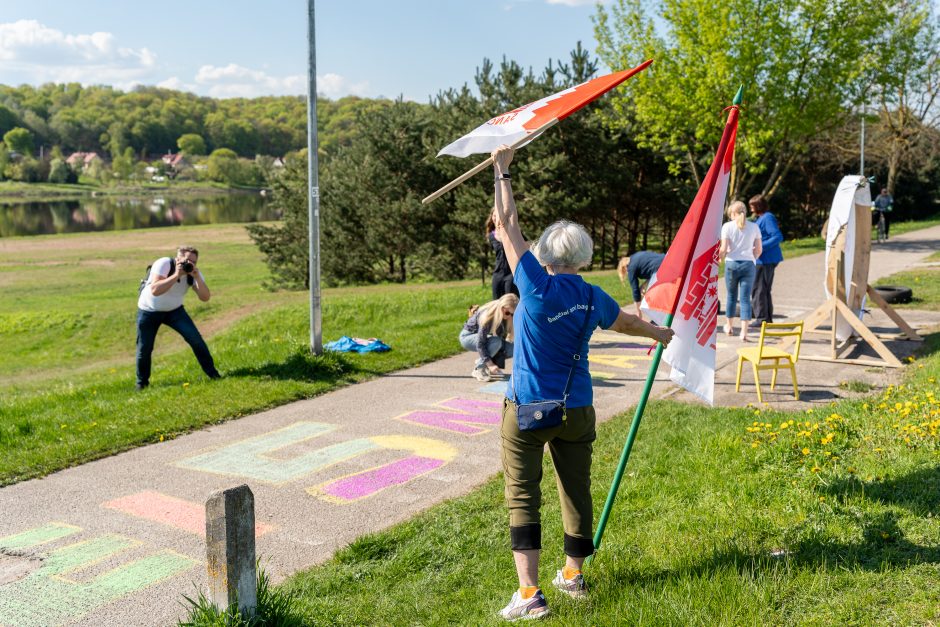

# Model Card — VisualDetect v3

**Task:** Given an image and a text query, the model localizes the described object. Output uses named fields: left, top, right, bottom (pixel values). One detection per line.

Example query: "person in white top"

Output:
left=135, top=245, right=220, bottom=389
left=719, top=201, right=762, bottom=342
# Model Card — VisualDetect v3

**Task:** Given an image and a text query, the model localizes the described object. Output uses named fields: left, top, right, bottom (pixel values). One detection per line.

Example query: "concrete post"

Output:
left=205, top=485, right=257, bottom=615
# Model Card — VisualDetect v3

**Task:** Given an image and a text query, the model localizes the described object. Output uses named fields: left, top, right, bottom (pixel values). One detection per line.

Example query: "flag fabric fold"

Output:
left=640, top=102, right=740, bottom=404
left=437, top=60, right=653, bottom=158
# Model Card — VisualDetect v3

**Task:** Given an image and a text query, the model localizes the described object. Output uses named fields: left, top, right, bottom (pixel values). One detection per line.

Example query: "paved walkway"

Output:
left=0, top=226, right=937, bottom=626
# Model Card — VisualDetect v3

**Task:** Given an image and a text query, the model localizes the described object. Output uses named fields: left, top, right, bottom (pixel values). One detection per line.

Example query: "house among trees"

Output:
left=66, top=152, right=102, bottom=171
left=161, top=152, right=189, bottom=179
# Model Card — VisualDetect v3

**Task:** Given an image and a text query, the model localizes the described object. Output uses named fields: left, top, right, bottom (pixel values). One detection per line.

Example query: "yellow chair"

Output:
left=735, top=321, right=804, bottom=403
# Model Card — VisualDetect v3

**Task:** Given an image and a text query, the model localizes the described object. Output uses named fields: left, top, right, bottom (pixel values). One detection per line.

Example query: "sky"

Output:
left=0, top=0, right=607, bottom=101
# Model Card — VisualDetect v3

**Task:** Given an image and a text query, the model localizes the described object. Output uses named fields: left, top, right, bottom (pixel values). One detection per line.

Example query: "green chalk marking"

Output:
left=0, top=532, right=196, bottom=626
left=0, top=522, right=80, bottom=551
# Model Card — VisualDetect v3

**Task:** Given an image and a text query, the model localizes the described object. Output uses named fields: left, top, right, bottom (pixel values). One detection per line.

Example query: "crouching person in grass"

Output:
left=136, top=245, right=221, bottom=390
left=490, top=146, right=674, bottom=621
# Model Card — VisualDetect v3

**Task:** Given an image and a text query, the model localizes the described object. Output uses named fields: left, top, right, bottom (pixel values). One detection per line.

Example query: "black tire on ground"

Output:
left=874, top=285, right=913, bottom=304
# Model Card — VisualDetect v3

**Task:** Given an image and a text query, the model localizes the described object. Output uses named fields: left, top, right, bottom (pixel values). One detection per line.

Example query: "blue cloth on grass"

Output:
left=324, top=336, right=391, bottom=353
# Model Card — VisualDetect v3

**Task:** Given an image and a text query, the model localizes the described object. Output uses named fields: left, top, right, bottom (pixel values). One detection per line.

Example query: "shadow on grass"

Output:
left=623, top=510, right=940, bottom=588
left=914, top=331, right=940, bottom=359
left=226, top=348, right=354, bottom=383
left=824, top=465, right=940, bottom=515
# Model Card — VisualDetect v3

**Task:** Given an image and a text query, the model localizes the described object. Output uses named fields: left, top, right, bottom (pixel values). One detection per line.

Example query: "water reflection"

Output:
left=0, top=193, right=276, bottom=237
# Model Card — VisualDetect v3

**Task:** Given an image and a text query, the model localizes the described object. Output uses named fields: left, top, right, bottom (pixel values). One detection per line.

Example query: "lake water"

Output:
left=0, top=192, right=276, bottom=237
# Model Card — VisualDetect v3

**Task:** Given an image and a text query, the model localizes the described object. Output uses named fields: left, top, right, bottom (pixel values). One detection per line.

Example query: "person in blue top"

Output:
left=873, top=188, right=893, bottom=239
left=748, top=194, right=784, bottom=327
left=489, top=145, right=673, bottom=621
left=617, top=251, right=665, bottom=319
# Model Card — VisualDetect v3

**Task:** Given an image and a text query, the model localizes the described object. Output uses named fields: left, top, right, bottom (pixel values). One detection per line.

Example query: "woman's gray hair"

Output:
left=531, top=220, right=594, bottom=270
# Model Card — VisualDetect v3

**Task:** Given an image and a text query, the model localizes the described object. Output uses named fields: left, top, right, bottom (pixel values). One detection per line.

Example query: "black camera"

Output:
left=180, top=261, right=195, bottom=273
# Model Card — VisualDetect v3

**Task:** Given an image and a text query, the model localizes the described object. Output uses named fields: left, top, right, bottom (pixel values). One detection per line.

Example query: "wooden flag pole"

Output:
left=421, top=118, right=559, bottom=205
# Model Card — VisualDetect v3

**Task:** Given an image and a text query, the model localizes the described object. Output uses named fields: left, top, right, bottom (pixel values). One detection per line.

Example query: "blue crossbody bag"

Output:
left=513, top=288, right=594, bottom=431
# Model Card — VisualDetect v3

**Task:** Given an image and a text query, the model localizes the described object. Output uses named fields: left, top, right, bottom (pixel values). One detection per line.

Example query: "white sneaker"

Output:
left=471, top=365, right=492, bottom=382
left=552, top=569, right=588, bottom=599
left=498, top=589, right=550, bottom=621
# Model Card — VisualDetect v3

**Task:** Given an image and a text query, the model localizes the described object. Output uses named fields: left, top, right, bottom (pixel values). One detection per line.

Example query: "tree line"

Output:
left=252, top=0, right=940, bottom=288
left=0, top=83, right=381, bottom=161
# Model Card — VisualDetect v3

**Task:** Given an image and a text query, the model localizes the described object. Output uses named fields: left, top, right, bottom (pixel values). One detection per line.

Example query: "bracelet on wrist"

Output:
left=495, top=173, right=511, bottom=182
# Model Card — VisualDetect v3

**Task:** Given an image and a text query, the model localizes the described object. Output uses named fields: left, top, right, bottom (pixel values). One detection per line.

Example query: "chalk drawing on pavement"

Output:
left=309, top=435, right=457, bottom=504
left=175, top=421, right=376, bottom=484
left=0, top=523, right=196, bottom=626
left=394, top=397, right=502, bottom=435
left=103, top=491, right=275, bottom=537
left=588, top=354, right=653, bottom=369
left=175, top=422, right=458, bottom=502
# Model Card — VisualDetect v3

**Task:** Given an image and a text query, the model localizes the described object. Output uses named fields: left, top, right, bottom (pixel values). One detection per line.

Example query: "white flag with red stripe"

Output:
left=640, top=99, right=741, bottom=404
left=438, top=60, right=652, bottom=158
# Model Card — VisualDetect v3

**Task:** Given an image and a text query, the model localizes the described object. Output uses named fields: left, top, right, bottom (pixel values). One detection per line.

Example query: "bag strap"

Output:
left=512, top=285, right=595, bottom=403
left=560, top=287, right=594, bottom=402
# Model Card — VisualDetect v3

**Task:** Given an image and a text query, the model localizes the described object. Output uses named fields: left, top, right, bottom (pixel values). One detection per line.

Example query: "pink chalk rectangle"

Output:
left=103, top=491, right=274, bottom=537
left=320, top=456, right=445, bottom=501
left=400, top=410, right=498, bottom=434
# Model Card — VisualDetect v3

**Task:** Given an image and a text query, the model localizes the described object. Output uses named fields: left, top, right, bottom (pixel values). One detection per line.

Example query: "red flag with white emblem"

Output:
left=438, top=60, right=652, bottom=158
left=641, top=97, right=741, bottom=404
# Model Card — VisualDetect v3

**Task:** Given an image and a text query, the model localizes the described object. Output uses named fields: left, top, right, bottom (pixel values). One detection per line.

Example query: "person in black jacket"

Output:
left=487, top=213, right=519, bottom=299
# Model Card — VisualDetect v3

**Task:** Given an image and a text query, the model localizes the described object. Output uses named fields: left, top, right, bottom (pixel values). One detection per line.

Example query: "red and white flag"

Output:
left=438, top=60, right=652, bottom=158
left=641, top=98, right=741, bottom=404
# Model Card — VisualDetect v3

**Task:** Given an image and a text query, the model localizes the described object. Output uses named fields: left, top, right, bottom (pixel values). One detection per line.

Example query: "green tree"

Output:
left=47, top=158, right=70, bottom=183
left=177, top=133, right=207, bottom=156
left=3, top=127, right=34, bottom=155
left=594, top=0, right=888, bottom=198
left=111, top=146, right=136, bottom=180
left=207, top=148, right=240, bottom=183
left=246, top=158, right=313, bottom=289
left=864, top=2, right=940, bottom=196
left=0, top=142, right=9, bottom=181
left=0, top=105, right=18, bottom=137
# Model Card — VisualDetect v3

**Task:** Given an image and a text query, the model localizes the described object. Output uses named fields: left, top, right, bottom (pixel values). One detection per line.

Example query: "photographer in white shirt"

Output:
left=135, top=245, right=220, bottom=389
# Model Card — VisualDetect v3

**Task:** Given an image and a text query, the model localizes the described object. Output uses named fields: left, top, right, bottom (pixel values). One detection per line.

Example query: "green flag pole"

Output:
left=588, top=313, right=672, bottom=562
left=588, top=84, right=744, bottom=564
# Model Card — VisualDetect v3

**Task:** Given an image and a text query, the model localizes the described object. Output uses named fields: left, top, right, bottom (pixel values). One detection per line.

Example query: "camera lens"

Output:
left=181, top=261, right=194, bottom=273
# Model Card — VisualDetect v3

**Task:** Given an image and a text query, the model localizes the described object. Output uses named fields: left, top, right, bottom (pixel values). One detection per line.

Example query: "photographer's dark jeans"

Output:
left=136, top=306, right=220, bottom=387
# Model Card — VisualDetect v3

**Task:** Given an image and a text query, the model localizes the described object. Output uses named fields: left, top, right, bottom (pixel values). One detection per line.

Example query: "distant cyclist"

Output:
left=873, top=188, right=893, bottom=240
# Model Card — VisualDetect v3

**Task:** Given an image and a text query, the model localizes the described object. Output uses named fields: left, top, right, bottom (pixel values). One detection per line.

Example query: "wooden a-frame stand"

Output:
left=788, top=206, right=924, bottom=368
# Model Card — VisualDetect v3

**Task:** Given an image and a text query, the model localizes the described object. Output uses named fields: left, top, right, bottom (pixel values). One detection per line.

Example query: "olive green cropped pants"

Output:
left=500, top=399, right=596, bottom=557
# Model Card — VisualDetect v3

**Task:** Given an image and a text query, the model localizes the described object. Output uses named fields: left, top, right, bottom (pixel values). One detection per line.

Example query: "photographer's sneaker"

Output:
left=498, top=588, right=550, bottom=621
left=552, top=569, right=588, bottom=599
left=471, top=365, right=492, bottom=382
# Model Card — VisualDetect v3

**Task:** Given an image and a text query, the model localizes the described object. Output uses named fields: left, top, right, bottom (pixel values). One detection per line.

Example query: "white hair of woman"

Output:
left=531, top=220, right=594, bottom=271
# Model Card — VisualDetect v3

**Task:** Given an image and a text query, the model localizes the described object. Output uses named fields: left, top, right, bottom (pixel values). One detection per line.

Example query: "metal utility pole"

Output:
left=306, top=0, right=323, bottom=354
left=860, top=111, right=865, bottom=176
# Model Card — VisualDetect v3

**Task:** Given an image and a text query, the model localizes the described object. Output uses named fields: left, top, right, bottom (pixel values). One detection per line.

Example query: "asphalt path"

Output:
left=0, top=225, right=937, bottom=626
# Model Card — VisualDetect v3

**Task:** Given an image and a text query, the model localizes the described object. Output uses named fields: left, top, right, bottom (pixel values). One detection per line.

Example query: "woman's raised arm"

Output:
left=491, top=146, right=528, bottom=274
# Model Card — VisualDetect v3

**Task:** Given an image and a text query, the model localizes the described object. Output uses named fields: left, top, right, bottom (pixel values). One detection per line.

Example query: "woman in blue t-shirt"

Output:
left=490, top=145, right=674, bottom=621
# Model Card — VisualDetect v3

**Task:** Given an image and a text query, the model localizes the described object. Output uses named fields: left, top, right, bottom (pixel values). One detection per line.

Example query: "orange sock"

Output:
left=518, top=585, right=539, bottom=599
left=562, top=565, right=581, bottom=580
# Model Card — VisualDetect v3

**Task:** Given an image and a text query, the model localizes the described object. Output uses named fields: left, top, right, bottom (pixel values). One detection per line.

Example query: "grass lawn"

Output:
left=875, top=249, right=940, bottom=311
left=250, top=330, right=940, bottom=626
